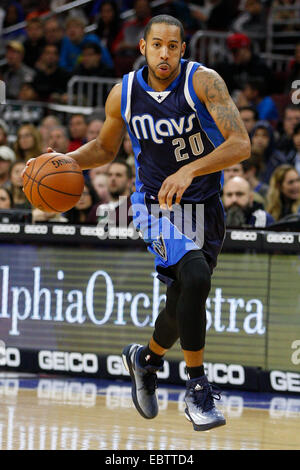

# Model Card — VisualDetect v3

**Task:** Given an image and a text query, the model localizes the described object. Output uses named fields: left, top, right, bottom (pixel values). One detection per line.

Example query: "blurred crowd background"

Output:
left=0, top=0, right=300, bottom=229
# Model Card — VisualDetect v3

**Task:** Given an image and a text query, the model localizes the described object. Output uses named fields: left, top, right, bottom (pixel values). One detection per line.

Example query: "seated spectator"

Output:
left=0, top=120, right=9, bottom=146
left=59, top=16, right=113, bottom=72
left=223, top=176, right=274, bottom=228
left=231, top=0, right=267, bottom=37
left=112, top=0, right=152, bottom=76
left=32, top=208, right=68, bottom=223
left=86, top=119, right=104, bottom=142
left=65, top=182, right=99, bottom=224
left=0, top=186, right=14, bottom=209
left=266, top=164, right=300, bottom=221
left=25, top=0, right=51, bottom=21
left=239, top=106, right=258, bottom=134
left=242, top=153, right=269, bottom=204
left=238, top=78, right=279, bottom=124
left=67, top=114, right=88, bottom=152
left=191, top=0, right=237, bottom=32
left=43, top=16, right=64, bottom=53
left=38, top=115, right=62, bottom=152
left=87, top=159, right=133, bottom=226
left=91, top=173, right=110, bottom=203
left=48, top=126, right=70, bottom=154
left=18, top=82, right=39, bottom=101
left=8, top=161, right=31, bottom=209
left=14, top=124, right=43, bottom=162
left=284, top=123, right=300, bottom=175
left=0, top=41, right=35, bottom=99
left=153, top=0, right=198, bottom=38
left=250, top=121, right=286, bottom=183
left=33, top=44, right=71, bottom=103
left=215, top=33, right=272, bottom=97
left=95, top=0, right=122, bottom=55
left=0, top=146, right=16, bottom=188
left=2, top=1, right=26, bottom=42
left=23, top=17, right=46, bottom=69
left=223, top=162, right=244, bottom=185
left=277, top=104, right=300, bottom=155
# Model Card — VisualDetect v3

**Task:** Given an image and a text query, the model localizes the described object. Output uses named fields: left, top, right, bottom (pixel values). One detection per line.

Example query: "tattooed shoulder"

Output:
left=194, top=67, right=246, bottom=135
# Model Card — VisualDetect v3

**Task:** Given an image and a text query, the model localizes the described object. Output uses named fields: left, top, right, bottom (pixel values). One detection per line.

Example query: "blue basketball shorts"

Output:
left=130, top=191, right=226, bottom=285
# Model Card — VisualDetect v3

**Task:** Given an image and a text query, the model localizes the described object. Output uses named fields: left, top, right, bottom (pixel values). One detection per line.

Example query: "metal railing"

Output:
left=266, top=5, right=300, bottom=56
left=67, top=76, right=120, bottom=107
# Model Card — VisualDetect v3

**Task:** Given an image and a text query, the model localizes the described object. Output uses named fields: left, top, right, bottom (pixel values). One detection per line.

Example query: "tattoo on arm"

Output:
left=199, top=70, right=245, bottom=135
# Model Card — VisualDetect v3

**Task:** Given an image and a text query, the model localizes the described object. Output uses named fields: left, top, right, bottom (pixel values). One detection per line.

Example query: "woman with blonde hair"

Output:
left=266, top=164, right=300, bottom=221
left=14, top=123, right=43, bottom=162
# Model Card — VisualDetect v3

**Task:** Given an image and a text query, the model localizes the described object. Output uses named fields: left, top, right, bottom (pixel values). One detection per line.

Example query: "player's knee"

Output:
left=178, top=257, right=211, bottom=295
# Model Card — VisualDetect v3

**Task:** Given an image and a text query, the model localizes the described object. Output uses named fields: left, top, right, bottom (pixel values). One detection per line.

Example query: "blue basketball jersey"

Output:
left=121, top=59, right=225, bottom=203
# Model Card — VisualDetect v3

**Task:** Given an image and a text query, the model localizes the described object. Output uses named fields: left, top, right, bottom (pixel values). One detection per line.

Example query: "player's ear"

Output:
left=139, top=38, right=146, bottom=56
left=181, top=41, right=186, bottom=58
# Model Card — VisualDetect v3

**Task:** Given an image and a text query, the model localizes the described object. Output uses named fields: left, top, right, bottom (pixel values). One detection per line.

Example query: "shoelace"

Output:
left=142, top=372, right=158, bottom=395
left=192, top=384, right=222, bottom=412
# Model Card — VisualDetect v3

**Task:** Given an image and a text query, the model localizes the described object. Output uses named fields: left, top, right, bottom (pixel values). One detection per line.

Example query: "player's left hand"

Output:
left=158, top=166, right=194, bottom=210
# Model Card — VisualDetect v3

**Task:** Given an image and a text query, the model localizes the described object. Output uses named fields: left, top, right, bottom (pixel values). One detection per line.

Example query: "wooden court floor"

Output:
left=0, top=374, right=299, bottom=450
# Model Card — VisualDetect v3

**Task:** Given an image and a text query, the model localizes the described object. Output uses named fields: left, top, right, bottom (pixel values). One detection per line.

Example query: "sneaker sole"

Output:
left=122, top=344, right=157, bottom=420
left=185, top=408, right=226, bottom=431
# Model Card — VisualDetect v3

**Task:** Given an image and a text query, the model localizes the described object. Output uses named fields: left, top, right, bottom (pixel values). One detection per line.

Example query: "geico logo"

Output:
left=266, top=233, right=294, bottom=243
left=37, top=379, right=97, bottom=406
left=105, top=385, right=169, bottom=411
left=0, top=379, right=19, bottom=396
left=269, top=397, right=300, bottom=418
left=206, top=363, right=245, bottom=385
left=80, top=226, right=99, bottom=236
left=0, top=347, right=21, bottom=367
left=25, top=224, right=48, bottom=234
left=0, top=223, right=20, bottom=233
left=231, top=231, right=257, bottom=241
left=270, top=371, right=300, bottom=393
left=52, top=225, right=76, bottom=235
left=179, top=361, right=188, bottom=381
left=38, top=351, right=98, bottom=373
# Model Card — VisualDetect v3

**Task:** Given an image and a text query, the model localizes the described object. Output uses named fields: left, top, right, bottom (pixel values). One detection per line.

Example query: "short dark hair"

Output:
left=110, top=158, right=133, bottom=180
left=239, top=106, right=259, bottom=121
left=143, top=15, right=185, bottom=42
left=82, top=42, right=102, bottom=55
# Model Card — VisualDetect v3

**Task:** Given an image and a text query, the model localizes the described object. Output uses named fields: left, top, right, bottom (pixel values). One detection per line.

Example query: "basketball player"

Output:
left=39, top=16, right=251, bottom=430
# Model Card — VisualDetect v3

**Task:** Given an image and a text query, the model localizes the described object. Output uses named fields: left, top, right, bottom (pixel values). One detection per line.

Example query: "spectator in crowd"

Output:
left=242, top=153, right=270, bottom=204
left=112, top=0, right=152, bottom=76
left=223, top=176, right=274, bottom=228
left=67, top=114, right=88, bottom=152
left=95, top=0, right=122, bottom=55
left=153, top=0, right=198, bottom=38
left=88, top=163, right=111, bottom=182
left=215, top=33, right=272, bottom=97
left=25, top=0, right=51, bottom=20
left=191, top=0, right=237, bottom=31
left=0, top=145, right=16, bottom=188
left=239, top=106, right=258, bottom=134
left=86, top=119, right=104, bottom=142
left=23, top=17, right=46, bottom=69
left=231, top=0, right=267, bottom=37
left=2, top=1, right=26, bottom=41
left=238, top=78, right=279, bottom=124
left=284, top=123, right=300, bottom=174
left=0, top=120, right=9, bottom=146
left=14, top=123, right=43, bottom=162
left=87, top=159, right=133, bottom=226
left=118, top=132, right=135, bottom=171
left=65, top=182, right=99, bottom=224
left=250, top=120, right=286, bottom=183
left=33, top=44, right=71, bottom=103
left=8, top=160, right=31, bottom=209
left=0, top=41, right=36, bottom=99
left=59, top=16, right=113, bottom=72
left=18, top=81, right=39, bottom=100
left=266, top=164, right=300, bottom=221
left=223, top=162, right=244, bottom=184
left=91, top=173, right=110, bottom=203
left=0, top=186, right=14, bottom=209
left=32, top=208, right=68, bottom=223
left=43, top=16, right=64, bottom=53
left=277, top=104, right=300, bottom=155
left=48, top=126, right=70, bottom=154
left=38, top=115, right=62, bottom=152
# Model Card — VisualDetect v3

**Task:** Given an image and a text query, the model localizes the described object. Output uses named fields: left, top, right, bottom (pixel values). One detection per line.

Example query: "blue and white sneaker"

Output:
left=122, top=343, right=163, bottom=420
left=184, top=375, right=226, bottom=431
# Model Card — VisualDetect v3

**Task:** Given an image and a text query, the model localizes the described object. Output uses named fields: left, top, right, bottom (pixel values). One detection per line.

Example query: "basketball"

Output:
left=23, top=153, right=85, bottom=213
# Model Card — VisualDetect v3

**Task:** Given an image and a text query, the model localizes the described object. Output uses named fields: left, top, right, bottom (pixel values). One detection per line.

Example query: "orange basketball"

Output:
left=23, top=153, right=85, bottom=213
